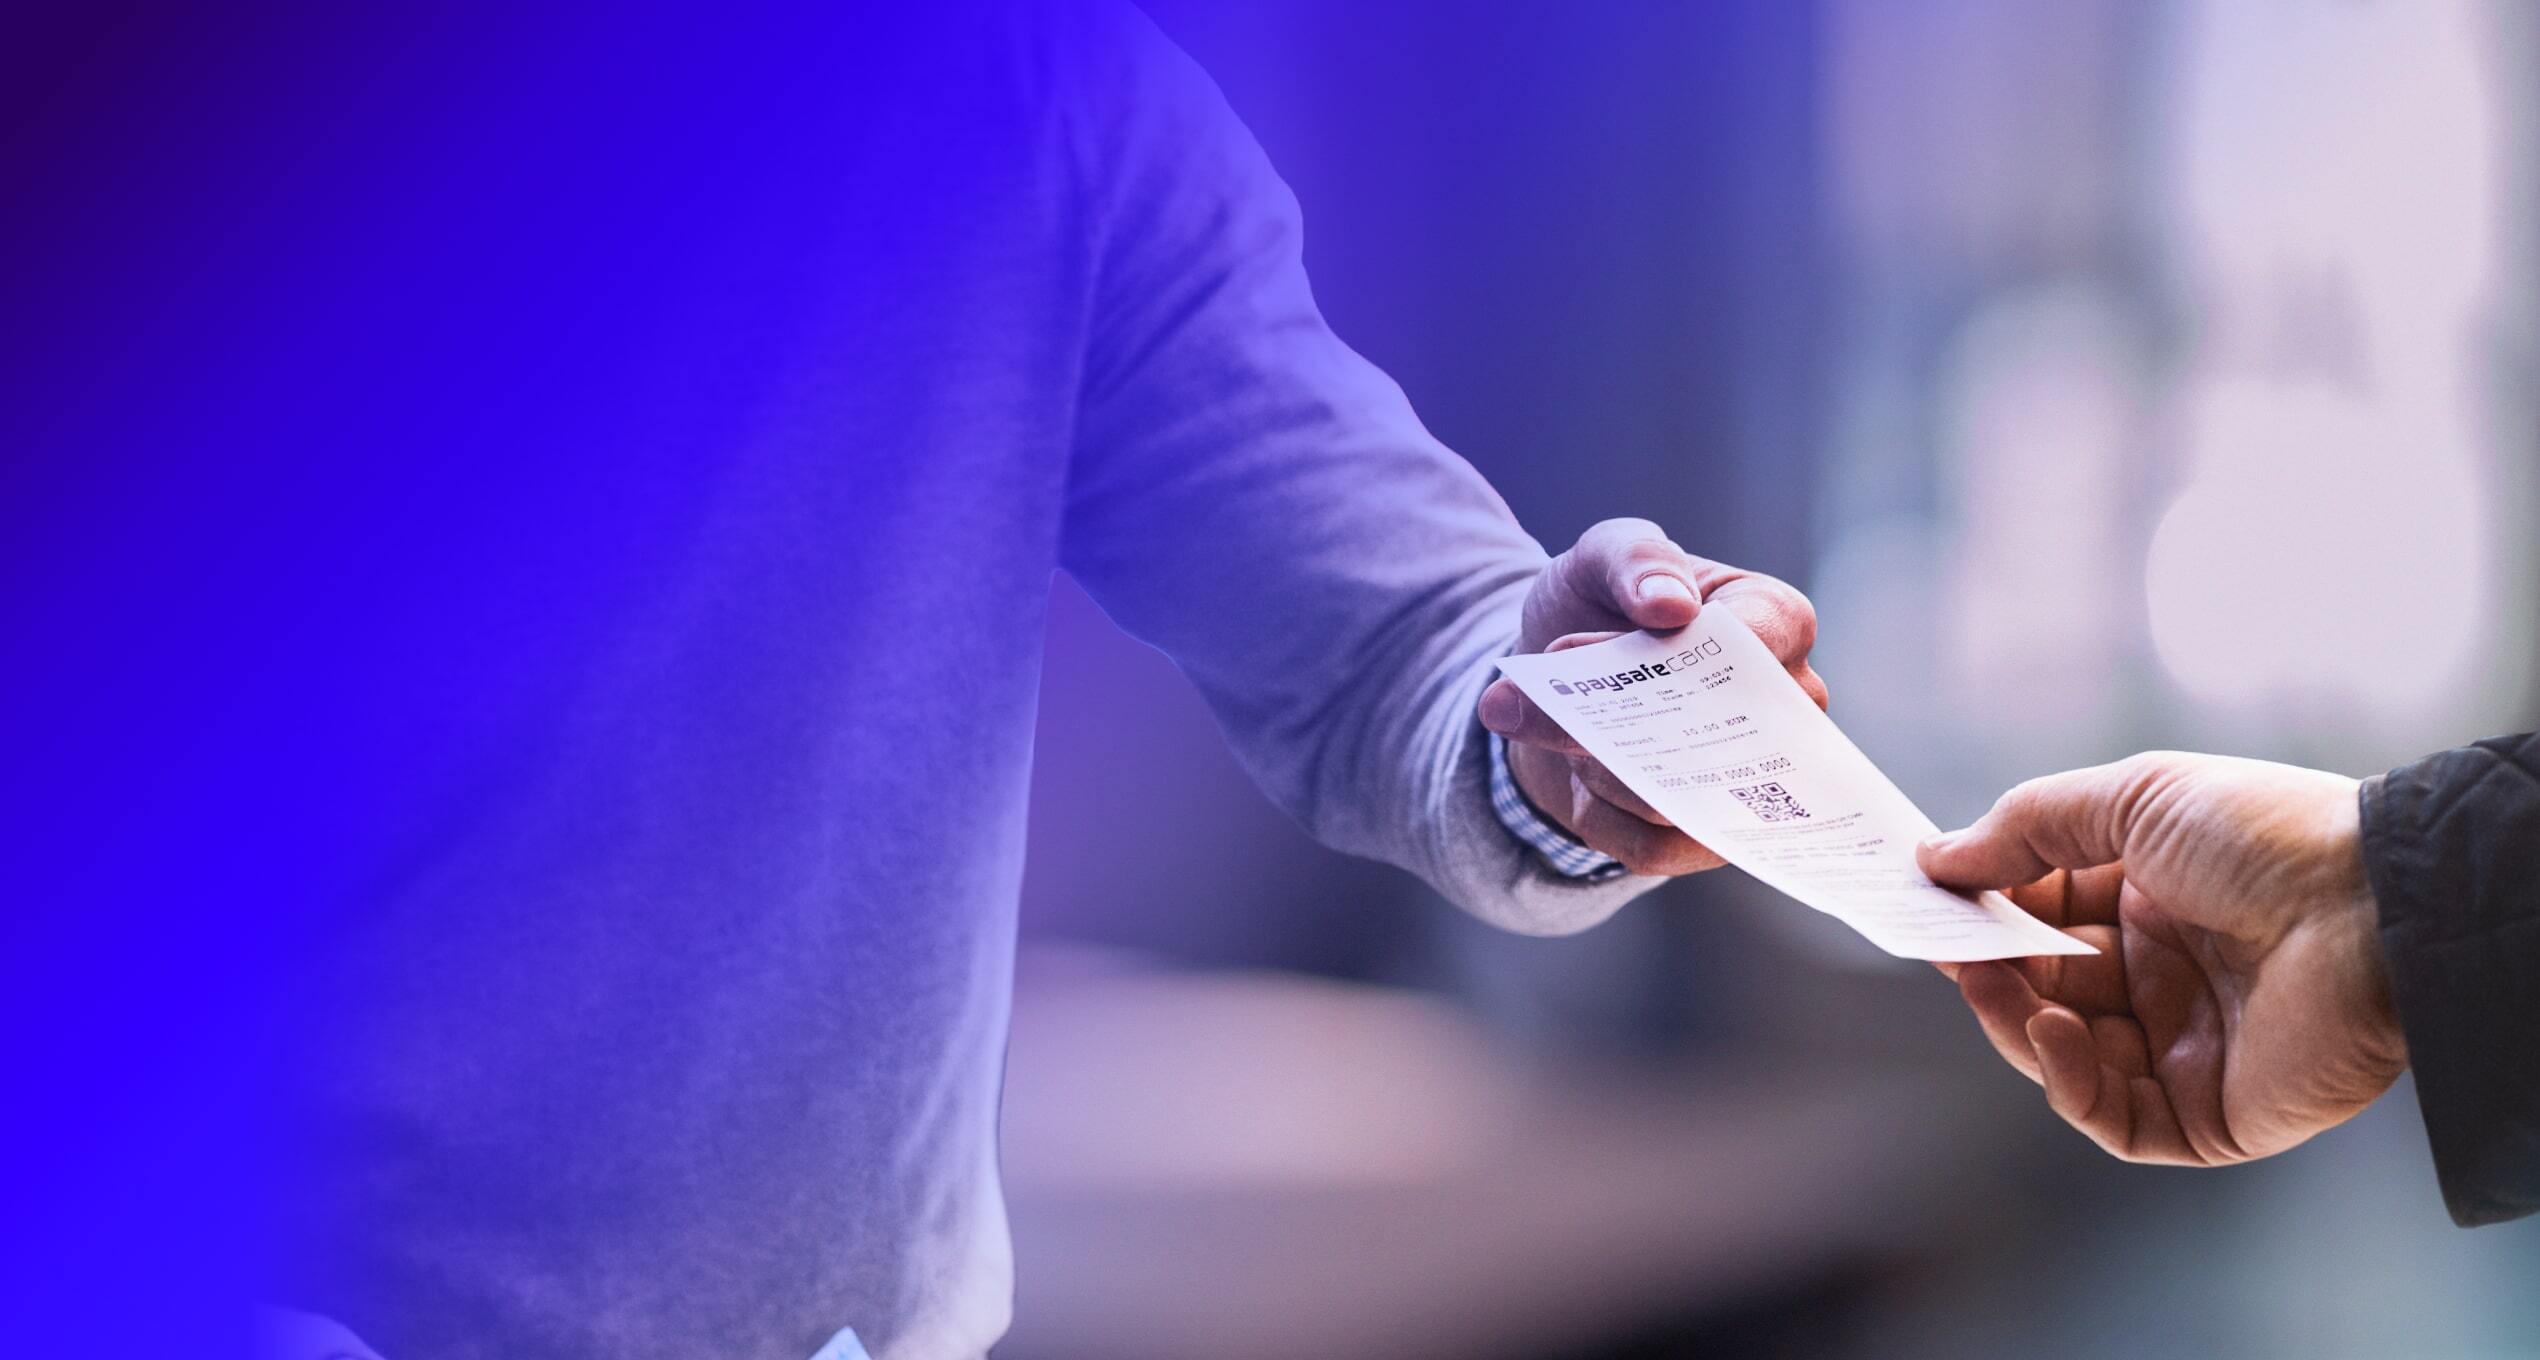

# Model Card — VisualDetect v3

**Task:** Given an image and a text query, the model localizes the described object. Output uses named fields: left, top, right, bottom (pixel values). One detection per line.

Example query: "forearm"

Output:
left=1056, top=4, right=1666, bottom=933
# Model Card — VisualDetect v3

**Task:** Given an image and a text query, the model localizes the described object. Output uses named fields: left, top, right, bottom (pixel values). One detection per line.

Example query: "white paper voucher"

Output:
left=1496, top=614, right=2095, bottom=962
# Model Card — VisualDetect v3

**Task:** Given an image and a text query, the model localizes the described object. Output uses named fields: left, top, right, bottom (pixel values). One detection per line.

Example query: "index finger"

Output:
left=1480, top=630, right=1626, bottom=755
left=1917, top=758, right=2152, bottom=891
left=1699, top=573, right=1827, bottom=709
left=1478, top=679, right=1586, bottom=755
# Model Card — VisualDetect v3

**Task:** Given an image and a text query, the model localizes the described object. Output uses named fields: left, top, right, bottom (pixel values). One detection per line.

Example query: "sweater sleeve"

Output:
left=1052, top=3, right=1663, bottom=935
left=2359, top=731, right=2540, bottom=1226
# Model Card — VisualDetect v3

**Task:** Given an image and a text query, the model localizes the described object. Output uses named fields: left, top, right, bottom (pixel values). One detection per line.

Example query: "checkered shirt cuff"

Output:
left=1488, top=729, right=1628, bottom=881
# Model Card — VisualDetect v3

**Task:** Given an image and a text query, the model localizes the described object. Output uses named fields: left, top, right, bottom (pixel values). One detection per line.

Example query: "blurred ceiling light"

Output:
left=2151, top=0, right=2505, bottom=728
left=2145, top=379, right=2484, bottom=711
left=2169, top=0, right=2498, bottom=368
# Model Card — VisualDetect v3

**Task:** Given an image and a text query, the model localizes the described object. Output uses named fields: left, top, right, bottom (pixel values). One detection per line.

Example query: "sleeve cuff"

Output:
left=1487, top=730, right=1627, bottom=881
left=2361, top=737, right=2540, bottom=1227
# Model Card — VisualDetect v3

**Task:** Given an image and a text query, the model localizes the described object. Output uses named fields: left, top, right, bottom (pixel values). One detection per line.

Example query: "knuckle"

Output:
left=2120, top=750, right=2194, bottom=783
left=1992, top=780, right=2043, bottom=820
left=1781, top=588, right=1819, bottom=651
left=1616, top=536, right=1682, bottom=570
left=2109, top=752, right=2176, bottom=808
left=2124, top=750, right=2195, bottom=789
left=1589, top=516, right=1669, bottom=547
left=1580, top=520, right=1682, bottom=570
left=1747, top=578, right=1816, bottom=650
left=2113, top=751, right=2164, bottom=780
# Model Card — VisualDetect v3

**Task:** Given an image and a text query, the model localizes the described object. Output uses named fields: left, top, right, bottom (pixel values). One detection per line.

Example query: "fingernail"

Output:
left=1635, top=573, right=1695, bottom=608
left=1919, top=831, right=1960, bottom=853
left=1479, top=685, right=1521, bottom=733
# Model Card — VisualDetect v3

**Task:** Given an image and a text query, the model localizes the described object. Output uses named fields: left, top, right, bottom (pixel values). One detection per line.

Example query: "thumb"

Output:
left=1918, top=759, right=2151, bottom=889
left=1550, top=518, right=1700, bottom=634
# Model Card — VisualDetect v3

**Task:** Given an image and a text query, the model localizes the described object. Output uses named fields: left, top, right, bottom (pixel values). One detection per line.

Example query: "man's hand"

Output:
left=1477, top=518, right=1825, bottom=877
left=1917, top=752, right=2408, bottom=1165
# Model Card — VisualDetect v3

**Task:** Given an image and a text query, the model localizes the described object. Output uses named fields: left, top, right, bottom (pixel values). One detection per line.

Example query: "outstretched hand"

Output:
left=1918, top=752, right=2408, bottom=1164
left=1478, top=518, right=1824, bottom=877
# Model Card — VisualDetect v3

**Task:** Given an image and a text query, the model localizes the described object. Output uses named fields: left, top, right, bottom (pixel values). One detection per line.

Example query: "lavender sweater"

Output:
left=213, top=5, right=1656, bottom=1356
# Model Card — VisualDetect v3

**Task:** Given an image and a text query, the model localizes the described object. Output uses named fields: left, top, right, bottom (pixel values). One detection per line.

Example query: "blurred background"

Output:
left=1004, top=2, right=2540, bottom=1357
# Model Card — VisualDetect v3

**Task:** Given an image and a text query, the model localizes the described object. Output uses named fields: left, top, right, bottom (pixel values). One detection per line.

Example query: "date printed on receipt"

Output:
left=1496, top=615, right=2094, bottom=962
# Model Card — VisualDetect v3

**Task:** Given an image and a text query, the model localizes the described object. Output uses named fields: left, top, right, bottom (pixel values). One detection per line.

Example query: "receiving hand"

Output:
left=1917, top=752, right=2408, bottom=1164
left=1477, top=517, right=1825, bottom=876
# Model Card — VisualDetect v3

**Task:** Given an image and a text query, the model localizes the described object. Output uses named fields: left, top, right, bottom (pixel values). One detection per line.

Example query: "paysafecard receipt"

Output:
left=1496, top=615, right=2094, bottom=962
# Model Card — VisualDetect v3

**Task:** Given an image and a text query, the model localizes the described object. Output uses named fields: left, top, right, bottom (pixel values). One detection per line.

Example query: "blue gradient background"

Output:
left=8, top=2, right=2539, bottom=1357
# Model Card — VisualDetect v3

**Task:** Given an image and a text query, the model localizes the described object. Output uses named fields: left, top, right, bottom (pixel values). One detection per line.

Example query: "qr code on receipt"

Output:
left=1728, top=781, right=1809, bottom=823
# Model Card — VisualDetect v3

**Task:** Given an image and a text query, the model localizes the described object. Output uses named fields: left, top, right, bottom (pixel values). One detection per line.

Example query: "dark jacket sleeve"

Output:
left=2359, top=732, right=2540, bottom=1227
